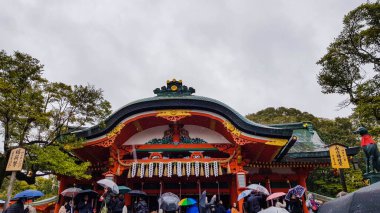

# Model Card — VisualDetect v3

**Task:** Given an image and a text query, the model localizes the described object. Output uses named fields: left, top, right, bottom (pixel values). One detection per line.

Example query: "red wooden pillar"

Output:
left=235, top=171, right=247, bottom=213
left=125, top=179, right=132, bottom=207
left=230, top=176, right=237, bottom=206
left=299, top=173, right=308, bottom=213
left=54, top=176, right=67, bottom=213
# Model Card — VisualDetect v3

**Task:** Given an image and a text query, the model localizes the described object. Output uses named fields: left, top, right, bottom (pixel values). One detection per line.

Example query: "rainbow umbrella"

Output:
left=178, top=198, right=197, bottom=206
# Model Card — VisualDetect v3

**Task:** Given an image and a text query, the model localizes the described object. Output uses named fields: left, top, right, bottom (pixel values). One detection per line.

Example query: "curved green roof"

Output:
left=74, top=80, right=294, bottom=140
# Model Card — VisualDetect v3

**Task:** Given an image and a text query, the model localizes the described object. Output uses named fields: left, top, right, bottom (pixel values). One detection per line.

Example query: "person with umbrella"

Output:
left=199, top=191, right=216, bottom=213
left=247, top=191, right=262, bottom=213
left=230, top=203, right=238, bottom=213
left=275, top=197, right=286, bottom=209
left=215, top=200, right=226, bottom=213
left=112, top=194, right=125, bottom=213
left=288, top=195, right=302, bottom=213
left=78, top=195, right=93, bottom=213
left=305, top=194, right=319, bottom=213
left=100, top=188, right=113, bottom=213
left=135, top=197, right=148, bottom=213
left=3, top=198, right=26, bottom=213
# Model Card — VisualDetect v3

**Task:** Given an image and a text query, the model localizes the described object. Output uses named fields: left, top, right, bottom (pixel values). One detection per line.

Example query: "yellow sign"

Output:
left=6, top=148, right=26, bottom=171
left=329, top=145, right=350, bottom=169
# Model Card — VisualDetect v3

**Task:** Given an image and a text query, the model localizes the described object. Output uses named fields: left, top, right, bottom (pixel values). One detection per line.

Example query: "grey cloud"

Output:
left=0, top=0, right=361, bottom=120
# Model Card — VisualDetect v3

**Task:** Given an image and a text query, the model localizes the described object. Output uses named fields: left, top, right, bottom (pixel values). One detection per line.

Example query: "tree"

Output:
left=0, top=176, right=58, bottom=200
left=317, top=2, right=380, bottom=124
left=0, top=50, right=111, bottom=187
left=247, top=107, right=365, bottom=197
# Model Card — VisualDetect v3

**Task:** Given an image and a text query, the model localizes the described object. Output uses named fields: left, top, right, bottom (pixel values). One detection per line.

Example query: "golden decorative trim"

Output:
left=210, top=120, right=216, bottom=130
left=232, top=135, right=253, bottom=145
left=156, top=110, right=191, bottom=122
left=245, top=162, right=330, bottom=168
left=223, top=121, right=241, bottom=137
left=99, top=138, right=115, bottom=147
left=132, top=121, right=143, bottom=132
left=116, top=149, right=235, bottom=167
left=107, top=123, right=126, bottom=139
left=265, top=138, right=288, bottom=146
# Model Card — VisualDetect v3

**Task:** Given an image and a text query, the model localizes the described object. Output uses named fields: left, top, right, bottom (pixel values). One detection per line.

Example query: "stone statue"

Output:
left=354, top=127, right=380, bottom=173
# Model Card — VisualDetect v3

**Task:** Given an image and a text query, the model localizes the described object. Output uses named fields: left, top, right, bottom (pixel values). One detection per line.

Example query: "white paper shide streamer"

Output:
left=140, top=163, right=145, bottom=178
left=158, top=162, right=164, bottom=177
left=204, top=162, right=209, bottom=178
left=177, top=162, right=182, bottom=177
left=167, top=162, right=173, bottom=177
left=213, top=161, right=218, bottom=177
left=131, top=162, right=137, bottom=178
left=186, top=162, right=191, bottom=177
left=195, top=162, right=200, bottom=177
left=148, top=162, right=154, bottom=177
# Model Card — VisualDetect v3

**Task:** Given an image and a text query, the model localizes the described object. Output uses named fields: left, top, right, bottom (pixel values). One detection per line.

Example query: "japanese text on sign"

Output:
left=6, top=148, right=26, bottom=171
left=237, top=173, right=247, bottom=188
left=329, top=145, right=349, bottom=169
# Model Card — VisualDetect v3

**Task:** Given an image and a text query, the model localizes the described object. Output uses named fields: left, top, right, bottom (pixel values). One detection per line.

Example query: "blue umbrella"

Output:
left=13, top=190, right=44, bottom=200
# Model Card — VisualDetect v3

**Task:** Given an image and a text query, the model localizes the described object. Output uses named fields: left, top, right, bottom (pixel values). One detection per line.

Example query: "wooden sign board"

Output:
left=6, top=148, right=26, bottom=171
left=329, top=145, right=349, bottom=169
left=236, top=172, right=247, bottom=188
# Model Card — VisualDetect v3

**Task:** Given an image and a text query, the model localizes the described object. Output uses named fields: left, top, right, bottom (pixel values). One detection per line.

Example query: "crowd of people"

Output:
left=241, top=191, right=321, bottom=213
left=3, top=188, right=321, bottom=213
left=2, top=198, right=36, bottom=213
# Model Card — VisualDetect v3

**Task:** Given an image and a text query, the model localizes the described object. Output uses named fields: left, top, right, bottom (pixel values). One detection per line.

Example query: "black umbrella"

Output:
left=128, top=190, right=147, bottom=196
left=75, top=189, right=99, bottom=201
left=318, top=181, right=380, bottom=213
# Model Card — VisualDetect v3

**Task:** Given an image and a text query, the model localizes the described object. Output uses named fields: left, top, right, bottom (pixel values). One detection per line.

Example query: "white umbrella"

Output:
left=158, top=192, right=180, bottom=211
left=61, top=187, right=82, bottom=197
left=97, top=179, right=119, bottom=194
left=258, top=207, right=289, bottom=213
left=237, top=190, right=253, bottom=201
left=246, top=184, right=270, bottom=195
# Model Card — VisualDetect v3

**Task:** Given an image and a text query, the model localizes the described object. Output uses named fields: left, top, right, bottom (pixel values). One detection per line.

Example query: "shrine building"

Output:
left=56, top=80, right=360, bottom=213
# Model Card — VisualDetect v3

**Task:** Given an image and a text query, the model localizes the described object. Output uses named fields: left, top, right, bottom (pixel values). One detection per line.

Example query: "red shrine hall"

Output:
left=54, top=80, right=359, bottom=213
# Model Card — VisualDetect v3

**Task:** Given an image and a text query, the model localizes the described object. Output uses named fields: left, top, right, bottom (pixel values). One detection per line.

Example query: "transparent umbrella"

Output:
left=158, top=192, right=180, bottom=211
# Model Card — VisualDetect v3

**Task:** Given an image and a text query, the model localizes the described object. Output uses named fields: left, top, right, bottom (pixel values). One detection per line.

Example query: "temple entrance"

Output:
left=128, top=176, right=232, bottom=212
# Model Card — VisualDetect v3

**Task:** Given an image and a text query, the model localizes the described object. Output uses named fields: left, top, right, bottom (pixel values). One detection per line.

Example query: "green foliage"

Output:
left=28, top=145, right=91, bottom=180
left=307, top=168, right=366, bottom=197
left=317, top=2, right=380, bottom=123
left=0, top=50, right=111, bottom=186
left=246, top=107, right=318, bottom=125
left=247, top=107, right=365, bottom=197
left=0, top=176, right=58, bottom=201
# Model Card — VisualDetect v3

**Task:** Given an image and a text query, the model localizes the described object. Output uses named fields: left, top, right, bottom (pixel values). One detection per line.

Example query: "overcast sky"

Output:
left=0, top=0, right=365, bottom=119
